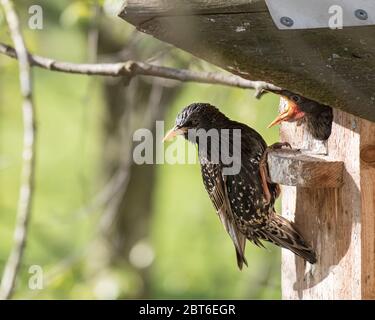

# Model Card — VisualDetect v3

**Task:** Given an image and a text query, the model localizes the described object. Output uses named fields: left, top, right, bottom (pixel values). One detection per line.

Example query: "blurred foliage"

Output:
left=0, top=0, right=281, bottom=299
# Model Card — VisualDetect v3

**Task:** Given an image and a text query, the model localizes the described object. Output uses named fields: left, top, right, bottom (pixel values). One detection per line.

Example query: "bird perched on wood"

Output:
left=164, top=103, right=316, bottom=269
left=267, top=89, right=333, bottom=141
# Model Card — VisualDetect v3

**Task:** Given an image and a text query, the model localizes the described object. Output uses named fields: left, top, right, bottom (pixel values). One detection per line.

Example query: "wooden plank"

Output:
left=280, top=108, right=375, bottom=299
left=360, top=119, right=375, bottom=299
left=267, top=149, right=343, bottom=188
left=119, top=1, right=375, bottom=122
left=280, top=109, right=360, bottom=299
left=120, top=0, right=265, bottom=24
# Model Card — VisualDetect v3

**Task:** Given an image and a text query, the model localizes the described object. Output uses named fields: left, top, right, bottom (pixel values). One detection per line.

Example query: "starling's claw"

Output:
left=259, top=141, right=292, bottom=204
left=268, top=142, right=292, bottom=150
left=259, top=157, right=272, bottom=205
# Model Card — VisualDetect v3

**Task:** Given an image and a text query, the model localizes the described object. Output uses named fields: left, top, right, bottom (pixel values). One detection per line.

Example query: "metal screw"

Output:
left=355, top=9, right=368, bottom=20
left=280, top=16, right=294, bottom=27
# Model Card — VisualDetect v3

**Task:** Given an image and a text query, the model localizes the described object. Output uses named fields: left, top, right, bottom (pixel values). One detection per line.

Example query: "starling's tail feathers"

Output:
left=260, top=214, right=317, bottom=264
left=234, top=233, right=248, bottom=270
left=223, top=216, right=248, bottom=270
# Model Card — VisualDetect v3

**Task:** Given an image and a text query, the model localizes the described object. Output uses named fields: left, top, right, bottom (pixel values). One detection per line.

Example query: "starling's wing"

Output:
left=220, top=174, right=248, bottom=269
left=228, top=122, right=279, bottom=206
left=225, top=170, right=268, bottom=248
left=224, top=124, right=277, bottom=247
left=222, top=122, right=316, bottom=263
left=201, top=161, right=248, bottom=270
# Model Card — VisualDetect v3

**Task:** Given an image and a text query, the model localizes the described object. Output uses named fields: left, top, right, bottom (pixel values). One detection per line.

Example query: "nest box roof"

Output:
left=118, top=0, right=375, bottom=122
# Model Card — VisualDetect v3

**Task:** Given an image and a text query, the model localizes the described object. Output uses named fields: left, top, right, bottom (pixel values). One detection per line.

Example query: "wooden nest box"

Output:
left=119, top=0, right=375, bottom=299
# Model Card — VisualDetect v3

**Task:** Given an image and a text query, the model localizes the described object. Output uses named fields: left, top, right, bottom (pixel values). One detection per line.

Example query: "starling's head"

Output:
left=267, top=90, right=326, bottom=128
left=267, top=89, right=333, bottom=140
left=163, top=103, right=227, bottom=141
left=267, top=90, right=307, bottom=128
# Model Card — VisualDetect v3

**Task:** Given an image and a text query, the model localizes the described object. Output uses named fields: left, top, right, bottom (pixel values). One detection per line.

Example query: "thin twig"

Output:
left=0, top=42, right=281, bottom=97
left=0, top=1, right=36, bottom=300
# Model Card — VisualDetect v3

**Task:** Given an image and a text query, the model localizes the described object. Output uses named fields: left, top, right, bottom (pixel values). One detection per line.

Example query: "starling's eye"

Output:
left=291, top=95, right=301, bottom=103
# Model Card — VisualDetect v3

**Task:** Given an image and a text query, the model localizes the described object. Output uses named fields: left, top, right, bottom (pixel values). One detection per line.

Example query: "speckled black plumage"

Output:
left=278, top=90, right=333, bottom=141
left=172, top=103, right=316, bottom=269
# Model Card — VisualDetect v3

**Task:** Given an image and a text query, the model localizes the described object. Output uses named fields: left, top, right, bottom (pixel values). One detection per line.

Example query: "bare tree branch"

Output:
left=0, top=0, right=36, bottom=300
left=0, top=42, right=281, bottom=97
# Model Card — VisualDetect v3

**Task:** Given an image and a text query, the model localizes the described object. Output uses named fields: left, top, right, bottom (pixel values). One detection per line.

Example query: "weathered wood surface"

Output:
left=360, top=119, right=375, bottom=299
left=119, top=0, right=375, bottom=122
left=120, top=0, right=264, bottom=24
left=280, top=109, right=375, bottom=299
left=118, top=0, right=375, bottom=299
left=267, top=149, right=343, bottom=188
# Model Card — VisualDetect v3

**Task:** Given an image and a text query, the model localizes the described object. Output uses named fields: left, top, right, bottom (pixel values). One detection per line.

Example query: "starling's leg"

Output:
left=259, top=157, right=272, bottom=205
left=260, top=142, right=292, bottom=204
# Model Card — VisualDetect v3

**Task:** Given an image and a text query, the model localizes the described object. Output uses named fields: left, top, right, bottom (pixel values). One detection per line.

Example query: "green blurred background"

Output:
left=0, top=0, right=281, bottom=299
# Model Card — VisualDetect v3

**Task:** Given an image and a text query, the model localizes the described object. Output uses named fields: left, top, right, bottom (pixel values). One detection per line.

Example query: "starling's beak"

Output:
left=267, top=97, right=305, bottom=128
left=162, top=126, right=188, bottom=142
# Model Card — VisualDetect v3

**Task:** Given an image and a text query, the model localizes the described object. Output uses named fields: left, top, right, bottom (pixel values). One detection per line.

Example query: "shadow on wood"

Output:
left=281, top=109, right=375, bottom=299
left=292, top=183, right=355, bottom=297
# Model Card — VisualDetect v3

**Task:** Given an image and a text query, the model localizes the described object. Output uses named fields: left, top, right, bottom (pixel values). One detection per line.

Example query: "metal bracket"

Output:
left=265, top=0, right=375, bottom=30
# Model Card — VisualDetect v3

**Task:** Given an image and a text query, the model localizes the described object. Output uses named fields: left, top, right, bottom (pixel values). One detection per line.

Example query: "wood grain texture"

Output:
left=267, top=149, right=343, bottom=188
left=281, top=109, right=375, bottom=299
left=119, top=0, right=375, bottom=121
left=120, top=0, right=265, bottom=24
left=360, top=145, right=375, bottom=169
left=360, top=119, right=375, bottom=299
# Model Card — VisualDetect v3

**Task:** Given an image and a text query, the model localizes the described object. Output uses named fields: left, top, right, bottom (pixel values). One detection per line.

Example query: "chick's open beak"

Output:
left=162, top=126, right=187, bottom=142
left=267, top=97, right=305, bottom=128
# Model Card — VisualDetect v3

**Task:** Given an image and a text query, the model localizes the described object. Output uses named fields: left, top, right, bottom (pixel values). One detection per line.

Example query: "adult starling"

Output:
left=267, top=90, right=333, bottom=141
left=164, top=103, right=316, bottom=269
